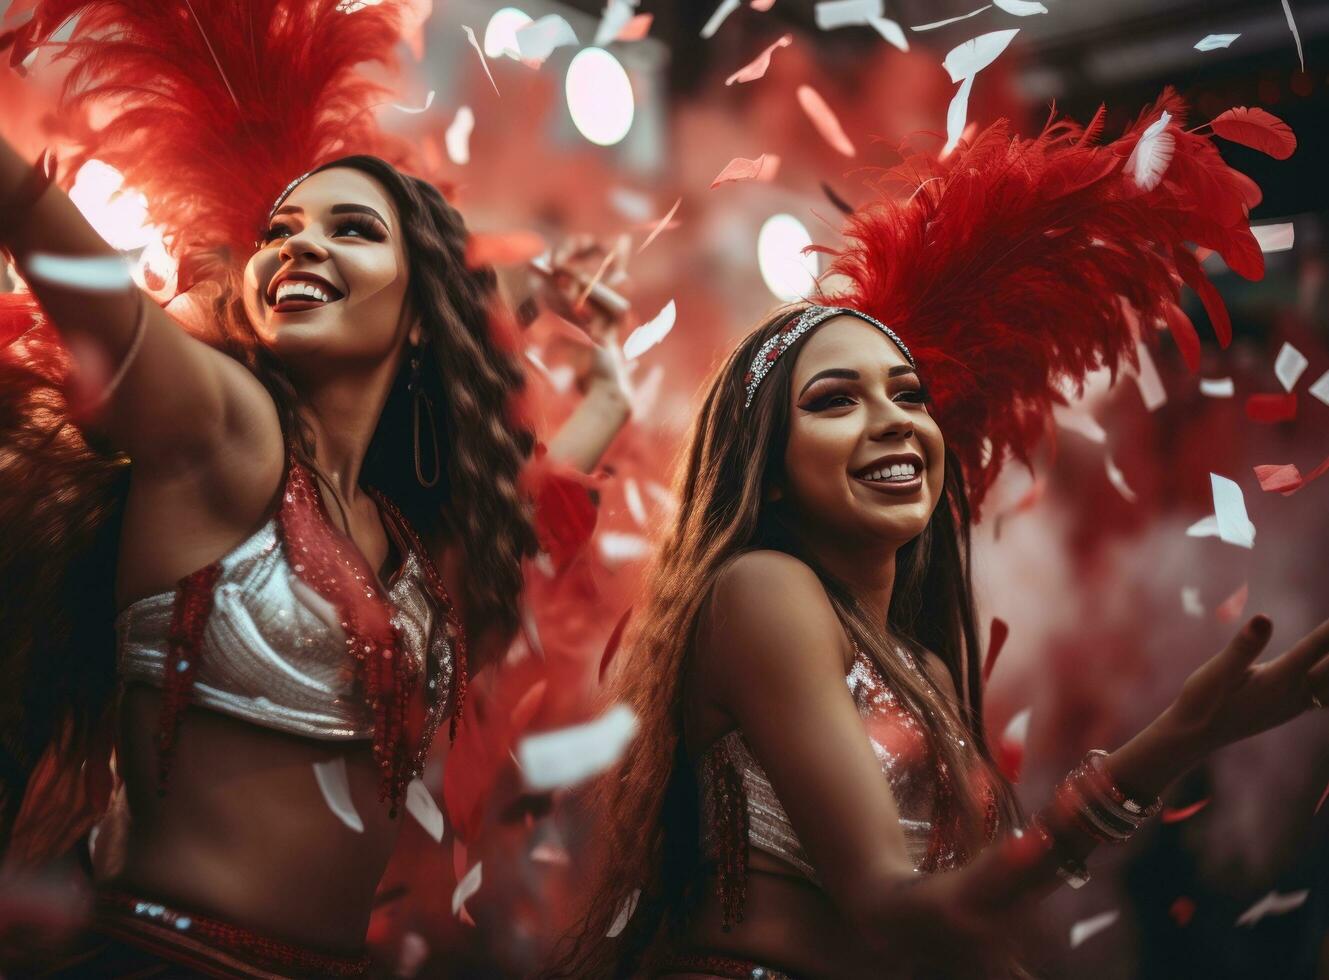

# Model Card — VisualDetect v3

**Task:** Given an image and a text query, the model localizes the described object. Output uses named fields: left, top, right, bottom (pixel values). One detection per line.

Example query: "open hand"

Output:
left=1169, top=613, right=1329, bottom=753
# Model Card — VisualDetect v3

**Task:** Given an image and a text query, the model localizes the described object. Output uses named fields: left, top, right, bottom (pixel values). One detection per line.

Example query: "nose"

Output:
left=278, top=226, right=330, bottom=263
left=867, top=396, right=915, bottom=443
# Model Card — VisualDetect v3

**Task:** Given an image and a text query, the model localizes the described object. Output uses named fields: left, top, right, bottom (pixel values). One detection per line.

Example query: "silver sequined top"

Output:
left=115, top=508, right=453, bottom=740
left=699, top=641, right=965, bottom=882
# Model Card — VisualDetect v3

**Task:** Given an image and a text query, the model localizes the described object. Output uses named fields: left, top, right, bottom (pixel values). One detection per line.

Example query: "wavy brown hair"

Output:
left=0, top=155, right=536, bottom=861
left=551, top=304, right=1022, bottom=977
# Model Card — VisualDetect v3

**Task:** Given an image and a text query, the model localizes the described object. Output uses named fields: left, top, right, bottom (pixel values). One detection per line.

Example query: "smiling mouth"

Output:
left=853, top=461, right=924, bottom=496
left=268, top=277, right=346, bottom=313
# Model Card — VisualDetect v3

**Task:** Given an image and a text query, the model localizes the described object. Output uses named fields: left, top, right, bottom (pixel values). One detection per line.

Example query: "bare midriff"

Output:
left=108, top=684, right=398, bottom=954
left=674, top=851, right=883, bottom=980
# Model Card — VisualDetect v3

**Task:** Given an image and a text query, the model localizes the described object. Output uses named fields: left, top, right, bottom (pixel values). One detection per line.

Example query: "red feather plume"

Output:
left=3, top=0, right=412, bottom=279
left=819, top=90, right=1288, bottom=520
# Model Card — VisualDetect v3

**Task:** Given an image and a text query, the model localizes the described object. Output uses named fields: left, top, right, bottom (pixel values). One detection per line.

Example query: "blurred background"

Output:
left=3, top=0, right=1329, bottom=976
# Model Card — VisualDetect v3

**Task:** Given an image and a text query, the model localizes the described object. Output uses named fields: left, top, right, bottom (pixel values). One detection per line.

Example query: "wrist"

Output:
left=1106, top=706, right=1208, bottom=803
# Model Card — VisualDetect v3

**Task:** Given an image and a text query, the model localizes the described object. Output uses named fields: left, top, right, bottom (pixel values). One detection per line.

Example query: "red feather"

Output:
left=819, top=90, right=1277, bottom=518
left=1209, top=107, right=1297, bottom=160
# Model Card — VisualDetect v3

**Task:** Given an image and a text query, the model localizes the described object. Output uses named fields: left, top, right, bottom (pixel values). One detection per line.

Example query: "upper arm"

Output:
left=695, top=551, right=917, bottom=905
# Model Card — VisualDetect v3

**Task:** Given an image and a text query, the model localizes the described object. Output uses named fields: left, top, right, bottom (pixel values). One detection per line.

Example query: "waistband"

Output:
left=95, top=889, right=370, bottom=979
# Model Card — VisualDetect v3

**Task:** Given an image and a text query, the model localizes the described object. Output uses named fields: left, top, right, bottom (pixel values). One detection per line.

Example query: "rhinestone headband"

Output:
left=742, top=305, right=916, bottom=409
left=264, top=168, right=317, bottom=227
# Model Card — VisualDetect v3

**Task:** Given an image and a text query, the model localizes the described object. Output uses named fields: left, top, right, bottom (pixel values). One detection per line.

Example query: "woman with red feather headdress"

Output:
left=548, top=98, right=1329, bottom=977
left=0, top=1, right=629, bottom=975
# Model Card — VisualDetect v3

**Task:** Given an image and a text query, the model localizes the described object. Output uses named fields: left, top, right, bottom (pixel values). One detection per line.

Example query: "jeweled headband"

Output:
left=742, top=305, right=916, bottom=409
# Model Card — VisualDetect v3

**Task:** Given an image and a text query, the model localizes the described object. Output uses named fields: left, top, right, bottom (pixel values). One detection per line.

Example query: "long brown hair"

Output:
left=552, top=304, right=1021, bottom=976
left=0, top=156, right=536, bottom=861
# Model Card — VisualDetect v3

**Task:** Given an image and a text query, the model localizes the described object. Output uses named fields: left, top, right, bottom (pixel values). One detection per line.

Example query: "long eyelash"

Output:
left=260, top=222, right=290, bottom=243
left=336, top=214, right=387, bottom=240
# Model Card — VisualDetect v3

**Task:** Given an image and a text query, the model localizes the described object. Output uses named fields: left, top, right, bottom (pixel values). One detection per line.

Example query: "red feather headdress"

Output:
left=3, top=0, right=411, bottom=284
left=815, top=90, right=1293, bottom=520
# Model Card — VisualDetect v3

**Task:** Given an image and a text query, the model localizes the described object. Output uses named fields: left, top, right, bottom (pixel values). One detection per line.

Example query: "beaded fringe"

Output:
left=156, top=563, right=222, bottom=789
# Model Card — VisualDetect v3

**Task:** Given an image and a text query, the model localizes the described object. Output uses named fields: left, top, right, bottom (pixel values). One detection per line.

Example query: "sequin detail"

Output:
left=156, top=563, right=222, bottom=788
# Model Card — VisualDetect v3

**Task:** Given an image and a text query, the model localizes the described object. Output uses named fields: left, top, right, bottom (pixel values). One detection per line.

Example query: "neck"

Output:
left=293, top=355, right=402, bottom=504
left=794, top=525, right=899, bottom=628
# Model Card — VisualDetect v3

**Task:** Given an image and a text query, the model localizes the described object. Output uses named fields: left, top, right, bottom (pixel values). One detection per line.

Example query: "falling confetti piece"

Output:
left=396, top=932, right=429, bottom=978
left=1053, top=405, right=1107, bottom=443
left=1310, top=370, right=1329, bottom=407
left=517, top=704, right=640, bottom=791
left=815, top=0, right=882, bottom=30
left=1215, top=582, right=1249, bottom=623
left=1195, top=33, right=1239, bottom=51
left=391, top=89, right=435, bottom=114
left=460, top=26, right=500, bottom=96
left=1254, top=462, right=1302, bottom=493
left=622, top=300, right=676, bottom=360
left=997, top=707, right=1031, bottom=782
left=1236, top=889, right=1309, bottom=926
left=992, top=0, right=1046, bottom=14
left=942, top=28, right=1019, bottom=81
left=1210, top=473, right=1256, bottom=549
left=624, top=478, right=648, bottom=526
left=1162, top=798, right=1211, bottom=823
left=406, top=777, right=445, bottom=842
left=599, top=606, right=634, bottom=682
left=1070, top=909, right=1119, bottom=948
left=1315, top=778, right=1329, bottom=815
left=600, top=531, right=651, bottom=562
left=1104, top=454, right=1137, bottom=503
left=796, top=85, right=855, bottom=156
left=637, top=197, right=682, bottom=255
left=313, top=757, right=364, bottom=833
left=710, top=154, right=780, bottom=188
left=1245, top=393, right=1297, bottom=423
left=868, top=17, right=908, bottom=51
left=607, top=889, right=640, bottom=937
left=1252, top=222, right=1294, bottom=253
left=26, top=253, right=133, bottom=292
left=593, top=0, right=637, bottom=46
left=1170, top=896, right=1197, bottom=926
left=943, top=75, right=974, bottom=156
left=982, top=616, right=1009, bottom=682
left=1182, top=586, right=1205, bottom=618
left=1274, top=342, right=1308, bottom=392
left=465, top=230, right=547, bottom=268
left=1280, top=0, right=1304, bottom=72
left=617, top=13, right=653, bottom=40
left=1129, top=339, right=1168, bottom=411
left=1200, top=377, right=1235, bottom=397
left=912, top=6, right=990, bottom=31
left=1127, top=111, right=1176, bottom=191
left=726, top=33, right=793, bottom=85
left=452, top=861, right=482, bottom=916
left=701, top=0, right=742, bottom=38
left=445, top=106, right=474, bottom=165
left=516, top=15, right=579, bottom=65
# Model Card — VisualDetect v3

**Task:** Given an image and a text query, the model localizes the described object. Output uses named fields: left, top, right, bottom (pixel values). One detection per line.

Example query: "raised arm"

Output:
left=0, top=136, right=276, bottom=474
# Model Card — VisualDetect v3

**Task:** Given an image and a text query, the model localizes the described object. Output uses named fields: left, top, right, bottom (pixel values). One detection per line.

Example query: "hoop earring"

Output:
left=408, top=343, right=441, bottom=489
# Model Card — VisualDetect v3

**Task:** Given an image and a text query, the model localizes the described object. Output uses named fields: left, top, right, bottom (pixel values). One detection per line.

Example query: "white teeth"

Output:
left=275, top=280, right=333, bottom=304
left=862, top=462, right=918, bottom=482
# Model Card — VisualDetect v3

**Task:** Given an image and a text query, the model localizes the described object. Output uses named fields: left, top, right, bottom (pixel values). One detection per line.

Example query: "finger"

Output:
left=1281, top=614, right=1329, bottom=673
left=1215, top=614, right=1275, bottom=673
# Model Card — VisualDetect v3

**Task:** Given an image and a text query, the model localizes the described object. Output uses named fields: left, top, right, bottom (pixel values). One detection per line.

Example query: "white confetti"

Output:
left=622, top=299, right=676, bottom=360
left=1210, top=472, right=1256, bottom=549
left=1237, top=888, right=1309, bottom=926
left=461, top=25, right=500, bottom=96
left=942, top=28, right=1019, bottom=82
left=624, top=477, right=648, bottom=526
left=1127, top=111, right=1175, bottom=191
left=1104, top=454, right=1137, bottom=503
left=313, top=757, right=364, bottom=833
left=1200, top=376, right=1235, bottom=397
left=943, top=74, right=974, bottom=156
left=1052, top=404, right=1106, bottom=443
left=912, top=6, right=990, bottom=31
left=396, top=932, right=429, bottom=979
left=867, top=16, right=909, bottom=51
left=1070, top=909, right=1120, bottom=948
left=1281, top=0, right=1304, bottom=72
left=516, top=15, right=579, bottom=65
left=607, top=889, right=640, bottom=937
left=594, top=0, right=638, bottom=46
left=1308, top=369, right=1329, bottom=407
left=993, top=0, right=1046, bottom=14
left=1129, top=339, right=1167, bottom=411
left=452, top=861, right=482, bottom=916
left=405, top=778, right=445, bottom=843
left=392, top=89, right=435, bottom=114
left=1002, top=706, right=1031, bottom=745
left=1195, top=33, right=1240, bottom=51
left=26, top=253, right=133, bottom=292
left=815, top=0, right=882, bottom=30
left=1181, top=586, right=1205, bottom=618
left=517, top=704, right=640, bottom=791
left=1186, top=514, right=1221, bottom=539
left=1274, top=342, right=1308, bottom=392
left=599, top=531, right=652, bottom=563
left=1253, top=221, right=1294, bottom=253
left=701, top=0, right=741, bottom=38
left=445, top=106, right=474, bottom=165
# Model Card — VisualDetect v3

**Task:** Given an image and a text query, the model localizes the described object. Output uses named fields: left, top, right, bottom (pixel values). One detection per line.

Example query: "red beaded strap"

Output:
left=156, top=563, right=223, bottom=789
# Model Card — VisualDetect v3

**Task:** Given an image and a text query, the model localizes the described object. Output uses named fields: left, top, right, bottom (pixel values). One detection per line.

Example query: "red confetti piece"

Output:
left=1254, top=462, right=1303, bottom=493
left=599, top=606, right=633, bottom=683
left=1315, top=777, right=1329, bottom=815
left=1162, top=798, right=1211, bottom=823
left=751, top=0, right=777, bottom=9
left=637, top=197, right=681, bottom=255
left=1170, top=896, right=1196, bottom=926
left=616, top=13, right=653, bottom=40
left=725, top=33, right=792, bottom=85
left=709, top=153, right=780, bottom=188
left=465, top=230, right=547, bottom=268
left=1209, top=106, right=1297, bottom=160
left=1245, top=392, right=1297, bottom=423
left=982, top=616, right=1009, bottom=683
left=796, top=84, right=855, bottom=157
left=1215, top=582, right=1248, bottom=624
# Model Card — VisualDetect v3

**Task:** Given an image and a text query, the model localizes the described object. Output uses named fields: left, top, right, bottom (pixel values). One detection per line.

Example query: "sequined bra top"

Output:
left=115, top=453, right=465, bottom=806
left=698, top=638, right=991, bottom=916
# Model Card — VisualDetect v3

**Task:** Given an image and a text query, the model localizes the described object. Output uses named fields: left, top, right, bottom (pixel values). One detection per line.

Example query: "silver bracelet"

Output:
left=82, top=289, right=148, bottom=412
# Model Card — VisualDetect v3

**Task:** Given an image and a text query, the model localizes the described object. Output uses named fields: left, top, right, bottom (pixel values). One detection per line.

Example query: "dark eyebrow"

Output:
left=269, top=203, right=389, bottom=225
left=797, top=364, right=916, bottom=398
